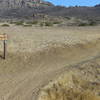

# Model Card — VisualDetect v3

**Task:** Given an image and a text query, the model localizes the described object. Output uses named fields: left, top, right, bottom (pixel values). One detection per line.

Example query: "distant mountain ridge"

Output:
left=0, top=0, right=100, bottom=22
left=95, top=4, right=100, bottom=7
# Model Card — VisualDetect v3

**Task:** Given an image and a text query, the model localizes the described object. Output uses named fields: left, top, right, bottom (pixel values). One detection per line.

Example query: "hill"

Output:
left=0, top=1, right=100, bottom=24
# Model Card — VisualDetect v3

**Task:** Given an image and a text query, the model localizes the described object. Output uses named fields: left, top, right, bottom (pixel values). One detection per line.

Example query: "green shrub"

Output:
left=65, top=16, right=71, bottom=20
left=1, top=24, right=10, bottom=27
left=78, top=22, right=88, bottom=26
left=32, top=21, right=38, bottom=24
left=89, top=21, right=97, bottom=26
left=15, top=21, right=24, bottom=25
left=26, top=21, right=38, bottom=25
left=40, top=22, right=44, bottom=27
left=78, top=21, right=97, bottom=26
left=23, top=24, right=32, bottom=27
left=45, top=22, right=53, bottom=26
left=40, top=21, right=53, bottom=27
left=53, top=21, right=61, bottom=24
left=10, top=21, right=14, bottom=24
left=10, top=21, right=17, bottom=24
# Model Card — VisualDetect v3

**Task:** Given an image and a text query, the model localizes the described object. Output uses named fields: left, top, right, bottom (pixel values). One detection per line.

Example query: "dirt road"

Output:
left=0, top=26, right=100, bottom=100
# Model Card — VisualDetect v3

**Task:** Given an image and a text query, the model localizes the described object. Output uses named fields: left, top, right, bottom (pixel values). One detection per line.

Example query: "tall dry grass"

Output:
left=38, top=71, right=100, bottom=100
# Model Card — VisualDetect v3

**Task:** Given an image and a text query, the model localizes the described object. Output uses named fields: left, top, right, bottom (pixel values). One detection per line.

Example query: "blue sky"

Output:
left=44, top=0, right=100, bottom=7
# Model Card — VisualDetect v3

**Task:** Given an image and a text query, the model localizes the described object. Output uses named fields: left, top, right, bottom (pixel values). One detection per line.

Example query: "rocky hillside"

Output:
left=0, top=0, right=53, bottom=8
left=0, top=0, right=54, bottom=19
left=0, top=0, right=100, bottom=22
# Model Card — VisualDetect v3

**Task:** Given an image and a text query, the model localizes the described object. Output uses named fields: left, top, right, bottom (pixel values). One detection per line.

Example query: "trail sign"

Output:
left=0, top=34, right=7, bottom=40
left=0, top=34, right=7, bottom=59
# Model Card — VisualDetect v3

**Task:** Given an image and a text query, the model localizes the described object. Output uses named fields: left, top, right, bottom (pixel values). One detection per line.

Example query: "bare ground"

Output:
left=0, top=26, right=100, bottom=100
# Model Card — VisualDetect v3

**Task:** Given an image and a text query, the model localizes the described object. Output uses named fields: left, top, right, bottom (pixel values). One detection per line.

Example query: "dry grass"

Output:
left=39, top=88, right=100, bottom=100
left=38, top=62, right=100, bottom=100
left=0, top=25, right=100, bottom=52
left=1, top=23, right=10, bottom=27
left=0, top=25, right=100, bottom=100
left=38, top=72, right=100, bottom=100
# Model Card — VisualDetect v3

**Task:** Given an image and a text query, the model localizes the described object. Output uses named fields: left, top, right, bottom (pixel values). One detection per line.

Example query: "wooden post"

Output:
left=0, top=33, right=7, bottom=59
left=3, top=40, right=7, bottom=59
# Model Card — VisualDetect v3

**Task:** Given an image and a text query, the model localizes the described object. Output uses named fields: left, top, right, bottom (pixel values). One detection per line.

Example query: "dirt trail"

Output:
left=0, top=26, right=100, bottom=100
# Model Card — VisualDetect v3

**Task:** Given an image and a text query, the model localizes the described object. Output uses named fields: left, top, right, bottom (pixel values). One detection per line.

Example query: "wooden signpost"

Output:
left=0, top=34, right=7, bottom=59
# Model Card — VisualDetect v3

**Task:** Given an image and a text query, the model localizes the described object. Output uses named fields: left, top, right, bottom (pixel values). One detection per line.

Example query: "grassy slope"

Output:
left=0, top=26, right=100, bottom=100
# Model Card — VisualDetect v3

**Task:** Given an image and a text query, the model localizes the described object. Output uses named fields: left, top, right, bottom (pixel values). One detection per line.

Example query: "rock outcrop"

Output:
left=0, top=0, right=53, bottom=9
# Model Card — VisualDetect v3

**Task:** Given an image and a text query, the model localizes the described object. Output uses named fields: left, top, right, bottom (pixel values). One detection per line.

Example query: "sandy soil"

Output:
left=0, top=26, right=100, bottom=100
